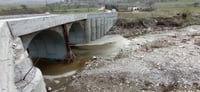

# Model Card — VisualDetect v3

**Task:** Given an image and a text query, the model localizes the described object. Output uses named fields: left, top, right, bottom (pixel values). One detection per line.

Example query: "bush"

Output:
left=20, top=4, right=28, bottom=10
left=193, top=2, right=200, bottom=7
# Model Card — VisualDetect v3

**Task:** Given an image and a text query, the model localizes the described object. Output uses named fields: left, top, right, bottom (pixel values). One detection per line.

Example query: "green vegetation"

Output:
left=47, top=4, right=100, bottom=14
left=0, top=3, right=100, bottom=15
left=119, top=0, right=200, bottom=27
left=158, top=7, right=200, bottom=13
left=0, top=0, right=199, bottom=16
left=51, top=7, right=99, bottom=14
left=119, top=12, right=163, bottom=19
left=119, top=11, right=200, bottom=27
left=154, top=0, right=200, bottom=12
left=154, top=0, right=196, bottom=8
left=0, top=4, right=45, bottom=11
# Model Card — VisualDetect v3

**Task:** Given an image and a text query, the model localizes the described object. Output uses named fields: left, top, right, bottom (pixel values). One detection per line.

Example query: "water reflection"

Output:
left=33, top=35, right=130, bottom=90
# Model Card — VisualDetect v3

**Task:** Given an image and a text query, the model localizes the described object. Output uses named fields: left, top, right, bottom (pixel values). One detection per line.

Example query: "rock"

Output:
left=47, top=87, right=52, bottom=91
left=92, top=56, right=97, bottom=60
left=54, top=80, right=60, bottom=84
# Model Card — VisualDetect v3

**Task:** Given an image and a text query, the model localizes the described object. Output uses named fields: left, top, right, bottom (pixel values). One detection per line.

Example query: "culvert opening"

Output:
left=26, top=30, right=69, bottom=75
left=25, top=29, right=91, bottom=76
left=27, top=30, right=67, bottom=60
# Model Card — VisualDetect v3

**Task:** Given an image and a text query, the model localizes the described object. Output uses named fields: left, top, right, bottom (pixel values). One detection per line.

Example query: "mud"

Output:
left=36, top=35, right=130, bottom=91
left=57, top=25, right=200, bottom=92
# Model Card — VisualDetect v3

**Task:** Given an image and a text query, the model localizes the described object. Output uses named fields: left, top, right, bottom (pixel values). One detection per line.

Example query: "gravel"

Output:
left=55, top=25, right=200, bottom=92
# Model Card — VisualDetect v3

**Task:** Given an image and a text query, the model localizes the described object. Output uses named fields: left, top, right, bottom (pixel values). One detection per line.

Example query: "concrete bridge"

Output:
left=0, top=12, right=117, bottom=92
left=6, top=12, right=117, bottom=60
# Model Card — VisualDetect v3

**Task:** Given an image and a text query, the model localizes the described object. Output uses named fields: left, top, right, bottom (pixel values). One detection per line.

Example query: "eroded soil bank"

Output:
left=62, top=25, right=200, bottom=92
left=108, top=13, right=200, bottom=38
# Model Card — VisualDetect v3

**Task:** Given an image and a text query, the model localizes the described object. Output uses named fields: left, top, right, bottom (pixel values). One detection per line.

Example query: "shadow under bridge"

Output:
left=23, top=21, right=86, bottom=60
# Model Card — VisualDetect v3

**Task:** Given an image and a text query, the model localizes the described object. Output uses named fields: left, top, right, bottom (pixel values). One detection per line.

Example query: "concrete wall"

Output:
left=0, top=21, right=17, bottom=92
left=85, top=12, right=117, bottom=42
left=0, top=21, right=46, bottom=92
left=13, top=37, right=46, bottom=92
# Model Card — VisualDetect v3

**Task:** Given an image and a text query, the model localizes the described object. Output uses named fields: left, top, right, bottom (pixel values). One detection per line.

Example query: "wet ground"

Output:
left=34, top=35, right=130, bottom=91
left=58, top=25, right=200, bottom=92
left=36, top=25, right=200, bottom=92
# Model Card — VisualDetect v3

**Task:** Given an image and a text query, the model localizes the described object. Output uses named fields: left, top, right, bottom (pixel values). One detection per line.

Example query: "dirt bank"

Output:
left=61, top=25, right=200, bottom=92
left=108, top=14, right=200, bottom=38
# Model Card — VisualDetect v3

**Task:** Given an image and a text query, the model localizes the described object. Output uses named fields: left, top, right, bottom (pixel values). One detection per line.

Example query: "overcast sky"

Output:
left=0, top=0, right=63, bottom=5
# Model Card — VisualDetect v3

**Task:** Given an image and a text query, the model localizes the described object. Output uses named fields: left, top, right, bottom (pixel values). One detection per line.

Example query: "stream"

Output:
left=34, top=35, right=130, bottom=91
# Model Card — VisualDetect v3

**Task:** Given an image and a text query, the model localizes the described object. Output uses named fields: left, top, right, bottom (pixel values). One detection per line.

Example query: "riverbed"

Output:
left=35, top=34, right=130, bottom=91
left=56, top=25, right=200, bottom=92
left=37, top=25, right=200, bottom=92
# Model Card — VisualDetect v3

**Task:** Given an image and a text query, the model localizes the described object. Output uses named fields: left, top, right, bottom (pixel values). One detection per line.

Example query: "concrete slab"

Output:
left=0, top=21, right=17, bottom=92
left=7, top=14, right=87, bottom=37
left=0, top=21, right=11, bottom=60
left=4, top=12, right=117, bottom=37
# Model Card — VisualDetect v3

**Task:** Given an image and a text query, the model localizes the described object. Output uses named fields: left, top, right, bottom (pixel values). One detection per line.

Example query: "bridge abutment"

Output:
left=0, top=21, right=46, bottom=92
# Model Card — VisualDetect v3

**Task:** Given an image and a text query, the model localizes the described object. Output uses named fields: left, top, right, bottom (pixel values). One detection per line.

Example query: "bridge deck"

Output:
left=1, top=12, right=117, bottom=37
left=0, top=14, right=55, bottom=20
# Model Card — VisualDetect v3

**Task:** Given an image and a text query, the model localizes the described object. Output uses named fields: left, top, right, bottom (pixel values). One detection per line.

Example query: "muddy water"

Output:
left=34, top=35, right=130, bottom=91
